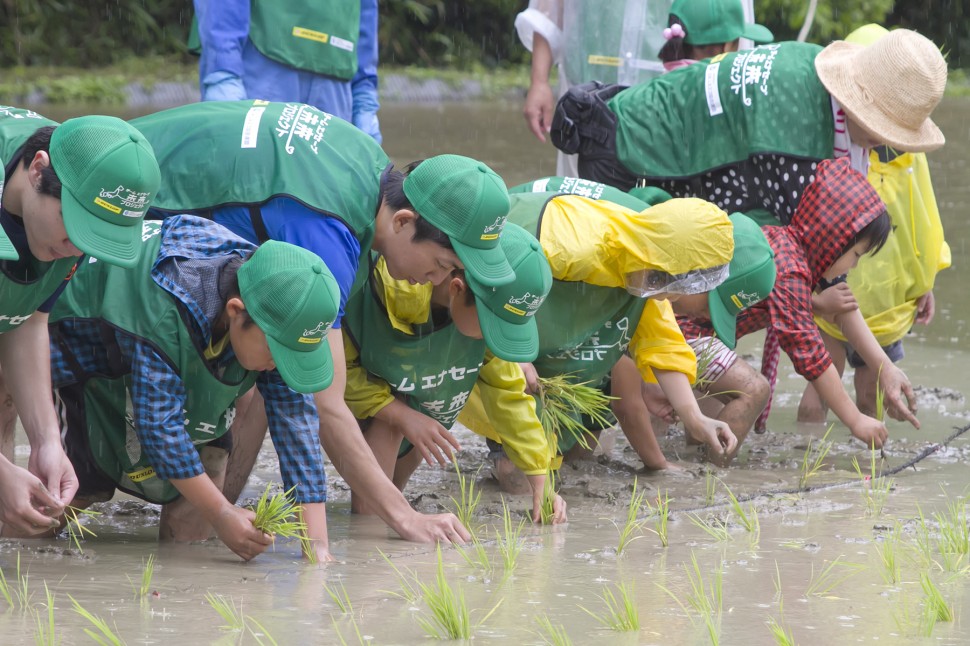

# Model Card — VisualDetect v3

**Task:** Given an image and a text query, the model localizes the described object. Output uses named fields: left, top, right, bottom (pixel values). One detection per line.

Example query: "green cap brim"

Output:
left=0, top=226, right=20, bottom=261
left=741, top=23, right=775, bottom=44
left=266, top=334, right=334, bottom=394
left=707, top=289, right=738, bottom=351
left=475, top=301, right=540, bottom=362
left=60, top=188, right=141, bottom=268
left=452, top=239, right=516, bottom=287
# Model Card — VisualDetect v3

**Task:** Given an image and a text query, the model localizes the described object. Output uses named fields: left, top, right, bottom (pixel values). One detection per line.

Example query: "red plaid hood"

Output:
left=764, top=158, right=886, bottom=286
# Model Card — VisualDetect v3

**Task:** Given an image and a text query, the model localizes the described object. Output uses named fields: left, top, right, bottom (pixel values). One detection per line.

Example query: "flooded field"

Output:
left=1, top=98, right=968, bottom=644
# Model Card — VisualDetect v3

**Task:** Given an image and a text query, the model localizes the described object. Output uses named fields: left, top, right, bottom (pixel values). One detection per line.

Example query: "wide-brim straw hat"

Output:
left=815, top=29, right=947, bottom=152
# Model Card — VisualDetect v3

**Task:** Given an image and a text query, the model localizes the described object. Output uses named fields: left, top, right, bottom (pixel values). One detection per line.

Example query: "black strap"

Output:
left=248, top=205, right=270, bottom=243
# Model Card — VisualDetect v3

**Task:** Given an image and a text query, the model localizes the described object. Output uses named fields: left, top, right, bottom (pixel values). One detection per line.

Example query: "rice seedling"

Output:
left=851, top=447, right=893, bottom=517
left=766, top=616, right=796, bottom=646
left=32, top=582, right=56, bottom=646
left=613, top=477, right=649, bottom=555
left=450, top=463, right=483, bottom=538
left=0, top=556, right=14, bottom=609
left=497, top=499, right=525, bottom=579
left=414, top=545, right=502, bottom=640
left=876, top=524, right=903, bottom=585
left=64, top=505, right=100, bottom=553
left=722, top=480, right=759, bottom=542
left=127, top=554, right=156, bottom=601
left=334, top=614, right=368, bottom=646
left=2, top=552, right=35, bottom=611
left=684, top=553, right=723, bottom=645
left=798, top=424, right=834, bottom=489
left=805, top=556, right=866, bottom=597
left=919, top=572, right=953, bottom=635
left=932, top=494, right=970, bottom=572
left=205, top=592, right=246, bottom=632
left=644, top=489, right=672, bottom=548
left=244, top=615, right=280, bottom=646
left=704, top=470, right=718, bottom=506
left=911, top=505, right=936, bottom=569
left=580, top=581, right=639, bottom=632
left=535, top=613, right=572, bottom=646
left=537, top=374, right=616, bottom=450
left=456, top=536, right=493, bottom=577
left=324, top=579, right=354, bottom=615
left=248, top=484, right=310, bottom=554
left=687, top=512, right=731, bottom=542
left=70, top=596, right=125, bottom=646
left=378, top=549, right=421, bottom=604
left=539, top=469, right=558, bottom=525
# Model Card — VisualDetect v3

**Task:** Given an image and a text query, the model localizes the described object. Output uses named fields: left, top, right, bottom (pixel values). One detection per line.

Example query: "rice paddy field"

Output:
left=1, top=98, right=968, bottom=644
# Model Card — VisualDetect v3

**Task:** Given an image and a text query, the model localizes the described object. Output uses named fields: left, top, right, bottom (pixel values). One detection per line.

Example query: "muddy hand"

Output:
left=881, top=365, right=920, bottom=429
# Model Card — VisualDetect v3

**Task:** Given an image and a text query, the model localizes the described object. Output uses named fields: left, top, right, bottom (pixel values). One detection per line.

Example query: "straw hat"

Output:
left=815, top=29, right=947, bottom=152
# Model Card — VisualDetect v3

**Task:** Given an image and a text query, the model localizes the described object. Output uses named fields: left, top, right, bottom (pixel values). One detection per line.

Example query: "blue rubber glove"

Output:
left=201, top=71, right=247, bottom=102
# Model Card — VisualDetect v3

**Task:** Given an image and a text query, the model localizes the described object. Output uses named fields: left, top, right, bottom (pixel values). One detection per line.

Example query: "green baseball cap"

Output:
left=49, top=115, right=160, bottom=268
left=708, top=213, right=776, bottom=349
left=671, top=0, right=774, bottom=46
left=403, top=154, right=515, bottom=287
left=464, top=224, right=551, bottom=362
left=238, top=241, right=341, bottom=393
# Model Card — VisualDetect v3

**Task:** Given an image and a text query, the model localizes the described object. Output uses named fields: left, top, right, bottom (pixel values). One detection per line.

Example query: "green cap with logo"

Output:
left=671, top=0, right=774, bottom=46
left=708, top=213, right=776, bottom=349
left=403, top=154, right=515, bottom=287
left=238, top=240, right=341, bottom=393
left=49, top=115, right=160, bottom=268
left=464, top=223, right=552, bottom=362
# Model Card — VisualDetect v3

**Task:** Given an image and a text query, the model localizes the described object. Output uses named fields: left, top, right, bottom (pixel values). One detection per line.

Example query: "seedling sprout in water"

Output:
left=497, top=498, right=525, bottom=579
left=644, top=488, right=671, bottom=548
left=248, top=484, right=311, bottom=556
left=534, top=613, right=572, bottom=646
left=127, top=553, right=156, bottom=601
left=722, top=479, right=760, bottom=542
left=324, top=579, right=354, bottom=615
left=798, top=424, right=834, bottom=489
left=580, top=581, right=639, bottom=632
left=805, top=556, right=866, bottom=597
left=64, top=505, right=100, bottom=553
left=613, top=476, right=649, bottom=555
left=414, top=545, right=501, bottom=640
left=0, top=552, right=34, bottom=611
left=851, top=447, right=893, bottom=517
left=539, top=469, right=558, bottom=525
left=537, top=374, right=616, bottom=450
left=32, top=582, right=56, bottom=646
left=70, top=595, right=126, bottom=646
left=449, top=463, right=483, bottom=538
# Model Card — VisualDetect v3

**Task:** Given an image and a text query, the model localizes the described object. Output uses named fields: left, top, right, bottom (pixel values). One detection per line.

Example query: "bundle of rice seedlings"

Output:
left=537, top=374, right=616, bottom=450
left=248, top=484, right=310, bottom=555
left=64, top=506, right=100, bottom=553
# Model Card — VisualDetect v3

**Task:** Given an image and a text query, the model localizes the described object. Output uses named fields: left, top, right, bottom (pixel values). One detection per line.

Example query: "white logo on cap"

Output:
left=482, top=215, right=507, bottom=234
left=733, top=289, right=763, bottom=308
left=99, top=185, right=151, bottom=217
left=303, top=320, right=332, bottom=337
left=507, top=292, right=545, bottom=316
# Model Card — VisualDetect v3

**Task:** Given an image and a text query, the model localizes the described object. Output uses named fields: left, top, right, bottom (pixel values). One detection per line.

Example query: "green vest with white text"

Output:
left=343, top=255, right=486, bottom=429
left=49, top=222, right=259, bottom=504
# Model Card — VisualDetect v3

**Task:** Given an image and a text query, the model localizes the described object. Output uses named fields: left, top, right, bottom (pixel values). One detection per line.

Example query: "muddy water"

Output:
left=1, top=99, right=968, bottom=644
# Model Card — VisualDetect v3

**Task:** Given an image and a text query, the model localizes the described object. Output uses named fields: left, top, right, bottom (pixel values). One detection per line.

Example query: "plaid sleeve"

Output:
left=125, top=336, right=205, bottom=481
left=764, top=270, right=832, bottom=381
left=257, top=370, right=327, bottom=504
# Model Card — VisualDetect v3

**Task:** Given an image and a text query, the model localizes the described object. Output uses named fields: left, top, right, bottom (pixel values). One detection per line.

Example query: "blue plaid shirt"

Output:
left=50, top=216, right=327, bottom=503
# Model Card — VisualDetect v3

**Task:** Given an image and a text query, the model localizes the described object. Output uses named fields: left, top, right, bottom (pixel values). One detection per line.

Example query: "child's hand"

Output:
left=397, top=407, right=461, bottom=466
left=532, top=493, right=567, bottom=525
left=878, top=365, right=920, bottom=429
left=813, top=283, right=858, bottom=318
left=519, top=362, right=539, bottom=394
left=212, top=505, right=274, bottom=561
left=685, top=416, right=737, bottom=458
left=849, top=415, right=888, bottom=449
left=915, top=291, right=936, bottom=325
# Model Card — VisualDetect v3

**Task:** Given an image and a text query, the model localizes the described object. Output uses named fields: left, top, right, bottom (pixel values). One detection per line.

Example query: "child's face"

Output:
left=227, top=299, right=277, bottom=372
left=846, top=118, right=883, bottom=149
left=823, top=240, right=868, bottom=280
left=667, top=292, right=711, bottom=319
left=381, top=210, right=462, bottom=286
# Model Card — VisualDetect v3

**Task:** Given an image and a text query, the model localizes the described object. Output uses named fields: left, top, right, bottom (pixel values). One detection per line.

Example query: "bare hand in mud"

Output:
left=28, top=440, right=78, bottom=511
left=397, top=407, right=461, bottom=466
left=813, top=283, right=858, bottom=318
left=850, top=414, right=888, bottom=449
left=519, top=362, right=539, bottom=394
left=879, top=365, right=920, bottom=429
left=0, top=460, right=63, bottom=536
left=685, top=416, right=738, bottom=458
left=532, top=494, right=567, bottom=525
left=915, top=290, right=935, bottom=325
left=398, top=511, right=470, bottom=545
left=214, top=505, right=273, bottom=561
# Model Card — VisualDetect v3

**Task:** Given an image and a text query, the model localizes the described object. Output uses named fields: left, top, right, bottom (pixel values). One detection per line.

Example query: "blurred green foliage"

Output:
left=754, top=0, right=895, bottom=43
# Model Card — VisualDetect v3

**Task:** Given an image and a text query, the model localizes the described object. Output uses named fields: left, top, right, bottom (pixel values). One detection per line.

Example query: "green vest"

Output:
left=250, top=0, right=360, bottom=80
left=609, top=42, right=834, bottom=179
left=562, top=0, right=670, bottom=86
left=507, top=193, right=648, bottom=384
left=344, top=255, right=486, bottom=429
left=131, top=101, right=385, bottom=242
left=50, top=221, right=259, bottom=503
left=0, top=106, right=77, bottom=334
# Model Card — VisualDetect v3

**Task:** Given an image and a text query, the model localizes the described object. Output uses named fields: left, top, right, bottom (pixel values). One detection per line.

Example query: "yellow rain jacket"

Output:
left=816, top=151, right=950, bottom=346
left=342, top=258, right=556, bottom=476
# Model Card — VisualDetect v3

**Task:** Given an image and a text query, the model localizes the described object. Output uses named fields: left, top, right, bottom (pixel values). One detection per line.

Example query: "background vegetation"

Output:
left=0, top=1, right=966, bottom=71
